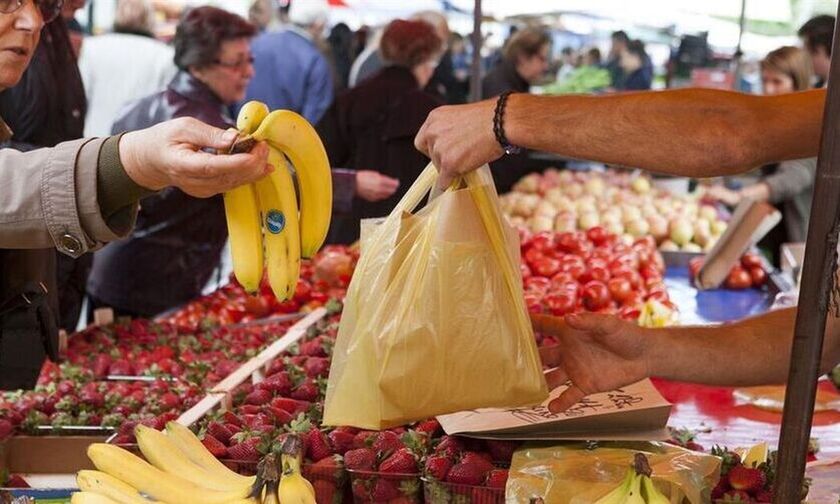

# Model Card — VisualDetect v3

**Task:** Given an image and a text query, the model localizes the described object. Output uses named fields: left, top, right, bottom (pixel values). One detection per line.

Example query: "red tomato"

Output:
left=556, top=232, right=592, bottom=256
left=559, top=255, right=587, bottom=280
left=532, top=256, right=561, bottom=277
left=749, top=266, right=767, bottom=287
left=550, top=272, right=575, bottom=287
left=586, top=226, right=609, bottom=246
left=608, top=278, right=634, bottom=303
left=524, top=276, right=551, bottom=293
left=524, top=248, right=545, bottom=268
left=688, top=257, right=705, bottom=279
left=640, top=265, right=662, bottom=281
left=545, top=291, right=577, bottom=316
left=588, top=265, right=611, bottom=284
left=529, top=231, right=555, bottom=252
left=741, top=252, right=764, bottom=270
left=582, top=281, right=610, bottom=311
left=725, top=266, right=752, bottom=290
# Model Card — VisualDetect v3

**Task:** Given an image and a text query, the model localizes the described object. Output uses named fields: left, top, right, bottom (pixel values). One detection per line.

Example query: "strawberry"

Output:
left=4, top=474, right=29, bottom=488
left=244, top=388, right=272, bottom=406
left=201, top=434, right=228, bottom=458
left=711, top=476, right=729, bottom=500
left=328, top=429, right=356, bottom=455
left=307, top=428, right=334, bottom=462
left=424, top=454, right=453, bottom=481
left=108, top=359, right=134, bottom=376
left=372, top=430, right=404, bottom=458
left=0, top=419, right=13, bottom=441
left=223, top=411, right=243, bottom=427
left=303, top=357, right=330, bottom=377
left=207, top=422, right=234, bottom=443
left=353, top=430, right=377, bottom=449
left=435, top=436, right=464, bottom=459
left=271, top=397, right=311, bottom=416
left=311, top=479, right=338, bottom=503
left=263, top=406, right=294, bottom=426
left=291, top=380, right=320, bottom=401
left=446, top=462, right=485, bottom=486
left=486, top=469, right=509, bottom=489
left=159, top=392, right=181, bottom=410
left=460, top=452, right=494, bottom=476
left=260, top=372, right=293, bottom=395
left=227, top=437, right=261, bottom=462
left=92, top=354, right=111, bottom=379
left=415, top=419, right=441, bottom=437
left=728, top=465, right=767, bottom=493
left=299, top=337, right=327, bottom=357
left=755, top=489, right=774, bottom=503
left=370, top=478, right=400, bottom=501
left=485, top=440, right=520, bottom=463
left=344, top=447, right=376, bottom=471
left=352, top=479, right=369, bottom=499
left=239, top=405, right=262, bottom=415
left=379, top=448, right=417, bottom=474
left=721, top=490, right=752, bottom=502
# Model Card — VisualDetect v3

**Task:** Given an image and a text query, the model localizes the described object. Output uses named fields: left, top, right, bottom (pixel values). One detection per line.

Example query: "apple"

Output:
left=565, top=183, right=584, bottom=198
left=626, top=218, right=650, bottom=238
left=693, top=218, right=711, bottom=247
left=659, top=239, right=680, bottom=251
left=669, top=218, right=694, bottom=246
left=578, top=212, right=600, bottom=230
left=605, top=220, right=625, bottom=236
left=646, top=215, right=668, bottom=241
left=621, top=205, right=642, bottom=223
left=682, top=242, right=702, bottom=253
left=534, top=200, right=558, bottom=218
left=584, top=177, right=605, bottom=197
left=553, top=215, right=577, bottom=233
left=514, top=173, right=540, bottom=193
left=530, top=215, right=554, bottom=232
left=699, top=204, right=718, bottom=221
left=631, top=176, right=651, bottom=194
left=711, top=220, right=728, bottom=236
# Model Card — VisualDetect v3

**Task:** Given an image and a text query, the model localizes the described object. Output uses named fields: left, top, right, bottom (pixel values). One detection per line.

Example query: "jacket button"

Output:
left=59, top=233, right=82, bottom=255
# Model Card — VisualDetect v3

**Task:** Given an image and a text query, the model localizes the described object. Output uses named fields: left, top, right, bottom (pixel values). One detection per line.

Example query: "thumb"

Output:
left=565, top=312, right=618, bottom=335
left=531, top=313, right=566, bottom=337
left=176, top=118, right=239, bottom=150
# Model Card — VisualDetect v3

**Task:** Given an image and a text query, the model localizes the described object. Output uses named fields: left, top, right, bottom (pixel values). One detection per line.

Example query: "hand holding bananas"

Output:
left=119, top=117, right=271, bottom=198
left=224, top=101, right=333, bottom=300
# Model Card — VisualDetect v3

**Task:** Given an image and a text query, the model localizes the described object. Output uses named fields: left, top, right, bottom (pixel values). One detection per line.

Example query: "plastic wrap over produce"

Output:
left=322, top=164, right=548, bottom=429
left=506, top=441, right=720, bottom=504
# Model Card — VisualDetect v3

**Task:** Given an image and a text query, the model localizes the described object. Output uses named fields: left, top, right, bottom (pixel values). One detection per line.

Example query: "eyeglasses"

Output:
left=1, top=0, right=65, bottom=23
left=214, top=55, right=255, bottom=70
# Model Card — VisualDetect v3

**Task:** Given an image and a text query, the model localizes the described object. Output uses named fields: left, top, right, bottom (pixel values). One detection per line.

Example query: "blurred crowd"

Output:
left=0, top=0, right=831, bottom=329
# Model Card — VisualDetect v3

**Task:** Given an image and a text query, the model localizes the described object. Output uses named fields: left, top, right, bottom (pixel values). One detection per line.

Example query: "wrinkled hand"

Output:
left=119, top=117, right=270, bottom=198
left=532, top=312, right=652, bottom=413
left=414, top=100, right=504, bottom=189
left=704, top=184, right=741, bottom=207
left=356, top=170, right=400, bottom=202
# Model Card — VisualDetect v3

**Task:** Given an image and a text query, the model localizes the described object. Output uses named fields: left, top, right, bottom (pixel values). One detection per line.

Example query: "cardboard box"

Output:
left=0, top=436, right=104, bottom=474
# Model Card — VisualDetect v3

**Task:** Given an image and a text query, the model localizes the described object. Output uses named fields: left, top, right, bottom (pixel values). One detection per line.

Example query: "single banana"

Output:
left=624, top=474, right=645, bottom=504
left=251, top=110, right=332, bottom=258
left=135, top=425, right=252, bottom=493
left=254, top=148, right=301, bottom=301
left=164, top=422, right=256, bottom=489
left=71, top=493, right=120, bottom=504
left=237, top=101, right=269, bottom=134
left=640, top=475, right=670, bottom=504
left=594, top=468, right=634, bottom=504
left=87, top=443, right=248, bottom=504
left=76, top=470, right=159, bottom=504
left=277, top=435, right=316, bottom=504
left=224, top=183, right=264, bottom=294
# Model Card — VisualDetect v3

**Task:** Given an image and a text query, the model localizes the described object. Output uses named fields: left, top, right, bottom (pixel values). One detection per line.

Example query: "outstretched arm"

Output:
left=416, top=89, right=825, bottom=188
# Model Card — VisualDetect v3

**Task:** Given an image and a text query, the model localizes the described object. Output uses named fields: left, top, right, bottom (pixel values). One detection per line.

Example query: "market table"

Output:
left=661, top=265, right=840, bottom=460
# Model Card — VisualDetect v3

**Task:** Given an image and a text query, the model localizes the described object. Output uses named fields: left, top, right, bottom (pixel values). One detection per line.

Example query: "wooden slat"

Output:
left=176, top=393, right=227, bottom=427
left=774, top=10, right=840, bottom=502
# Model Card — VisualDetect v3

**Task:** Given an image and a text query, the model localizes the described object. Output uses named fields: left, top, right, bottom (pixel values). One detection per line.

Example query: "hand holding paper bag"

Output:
left=323, top=164, right=548, bottom=429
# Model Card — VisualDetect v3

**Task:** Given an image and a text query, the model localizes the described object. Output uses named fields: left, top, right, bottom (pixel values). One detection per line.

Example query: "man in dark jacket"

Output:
left=0, top=16, right=89, bottom=333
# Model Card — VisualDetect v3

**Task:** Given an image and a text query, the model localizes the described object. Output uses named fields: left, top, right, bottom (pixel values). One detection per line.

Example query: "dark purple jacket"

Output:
left=86, top=72, right=231, bottom=317
left=317, top=65, right=442, bottom=244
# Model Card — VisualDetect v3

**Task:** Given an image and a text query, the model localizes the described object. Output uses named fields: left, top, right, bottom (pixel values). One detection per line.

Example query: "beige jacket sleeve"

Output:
left=0, top=137, right=137, bottom=257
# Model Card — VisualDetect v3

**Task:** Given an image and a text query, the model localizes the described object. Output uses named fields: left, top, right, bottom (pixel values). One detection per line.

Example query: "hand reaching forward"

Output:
left=356, top=170, right=400, bottom=202
left=532, top=312, right=653, bottom=413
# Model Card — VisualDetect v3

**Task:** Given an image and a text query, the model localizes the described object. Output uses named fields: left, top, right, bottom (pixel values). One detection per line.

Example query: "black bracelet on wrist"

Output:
left=493, top=91, right=522, bottom=155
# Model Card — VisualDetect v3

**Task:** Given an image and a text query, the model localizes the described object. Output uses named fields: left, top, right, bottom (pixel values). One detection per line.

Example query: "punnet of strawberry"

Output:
left=709, top=446, right=810, bottom=503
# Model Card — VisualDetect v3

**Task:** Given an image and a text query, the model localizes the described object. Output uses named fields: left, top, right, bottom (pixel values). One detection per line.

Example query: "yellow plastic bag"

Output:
left=506, top=441, right=721, bottom=504
left=323, top=164, right=548, bottom=429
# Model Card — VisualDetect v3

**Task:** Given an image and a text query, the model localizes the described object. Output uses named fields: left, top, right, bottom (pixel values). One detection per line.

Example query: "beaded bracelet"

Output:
left=493, top=91, right=522, bottom=155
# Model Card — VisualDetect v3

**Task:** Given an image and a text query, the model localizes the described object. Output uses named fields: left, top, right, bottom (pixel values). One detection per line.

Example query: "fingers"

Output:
left=381, top=175, right=400, bottom=192
left=543, top=366, right=568, bottom=390
left=539, top=344, right=562, bottom=367
left=564, top=312, right=620, bottom=336
left=176, top=142, right=269, bottom=192
left=414, top=120, right=431, bottom=156
left=169, top=117, right=239, bottom=150
left=548, top=384, right=587, bottom=413
left=531, top=313, right=566, bottom=337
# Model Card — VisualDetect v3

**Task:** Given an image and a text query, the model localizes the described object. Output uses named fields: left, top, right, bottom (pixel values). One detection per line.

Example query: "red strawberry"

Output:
left=424, top=454, right=453, bottom=481
left=311, top=479, right=338, bottom=503
left=225, top=423, right=242, bottom=436
left=245, top=389, right=272, bottom=406
left=755, top=489, right=774, bottom=503
left=223, top=411, right=243, bottom=427
left=486, top=469, right=508, bottom=489
left=721, top=490, right=752, bottom=502
left=108, top=359, right=134, bottom=376
left=728, top=465, right=767, bottom=493
left=307, top=428, right=334, bottom=462
left=435, top=436, right=464, bottom=459
left=159, top=392, right=181, bottom=410
left=260, top=371, right=293, bottom=395
left=328, top=429, right=356, bottom=455
left=485, top=440, right=520, bottom=463
left=303, top=357, right=330, bottom=377
left=207, top=422, right=234, bottom=443
left=291, top=380, right=320, bottom=402
left=353, top=430, right=377, bottom=449
left=4, top=474, right=29, bottom=488
left=92, top=354, right=111, bottom=379
left=415, top=419, right=441, bottom=437
left=227, top=437, right=261, bottom=462
left=379, top=448, right=417, bottom=474
left=201, top=434, right=228, bottom=458
left=446, top=462, right=485, bottom=486
left=299, top=337, right=326, bottom=357
left=344, top=448, right=376, bottom=471
left=352, top=479, right=369, bottom=499
left=460, top=452, right=494, bottom=476
left=0, top=418, right=13, bottom=441
left=372, top=430, right=404, bottom=458
left=263, top=406, right=294, bottom=426
left=370, top=478, right=400, bottom=501
left=271, top=397, right=311, bottom=416
left=239, top=405, right=262, bottom=415
left=711, top=479, right=729, bottom=500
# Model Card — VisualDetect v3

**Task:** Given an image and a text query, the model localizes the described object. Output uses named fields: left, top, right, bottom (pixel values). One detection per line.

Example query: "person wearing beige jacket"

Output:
left=0, top=0, right=269, bottom=388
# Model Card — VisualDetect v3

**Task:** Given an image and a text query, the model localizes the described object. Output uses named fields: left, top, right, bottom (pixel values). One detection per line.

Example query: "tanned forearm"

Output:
left=504, top=89, right=825, bottom=177
left=645, top=307, right=840, bottom=386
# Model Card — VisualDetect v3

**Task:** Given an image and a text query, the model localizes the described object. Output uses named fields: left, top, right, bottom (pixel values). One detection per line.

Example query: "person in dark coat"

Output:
left=481, top=28, right=551, bottom=194
left=619, top=40, right=653, bottom=91
left=0, top=16, right=88, bottom=333
left=86, top=7, right=257, bottom=318
left=318, top=19, right=444, bottom=245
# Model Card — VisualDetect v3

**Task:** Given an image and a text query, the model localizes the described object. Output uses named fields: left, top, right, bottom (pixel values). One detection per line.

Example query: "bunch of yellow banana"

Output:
left=72, top=422, right=259, bottom=504
left=224, top=101, right=332, bottom=300
left=594, top=454, right=670, bottom=504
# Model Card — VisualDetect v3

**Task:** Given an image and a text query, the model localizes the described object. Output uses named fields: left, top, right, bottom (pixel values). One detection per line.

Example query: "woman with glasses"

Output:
left=85, top=6, right=258, bottom=319
left=317, top=18, right=444, bottom=244
left=0, top=0, right=267, bottom=388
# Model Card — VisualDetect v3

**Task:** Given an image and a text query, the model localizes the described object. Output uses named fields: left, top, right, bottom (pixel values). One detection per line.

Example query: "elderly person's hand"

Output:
left=119, top=117, right=270, bottom=198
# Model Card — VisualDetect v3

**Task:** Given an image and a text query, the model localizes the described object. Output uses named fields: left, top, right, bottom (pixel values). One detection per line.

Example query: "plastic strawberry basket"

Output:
left=304, top=461, right=348, bottom=504
left=421, top=477, right=504, bottom=504
left=347, top=469, right=421, bottom=503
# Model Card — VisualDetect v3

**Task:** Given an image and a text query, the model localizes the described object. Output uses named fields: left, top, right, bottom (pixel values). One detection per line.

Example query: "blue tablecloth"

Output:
left=665, top=266, right=778, bottom=325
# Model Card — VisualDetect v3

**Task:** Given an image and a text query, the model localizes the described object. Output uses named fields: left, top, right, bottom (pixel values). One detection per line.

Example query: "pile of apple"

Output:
left=689, top=252, right=769, bottom=290
left=502, top=169, right=728, bottom=253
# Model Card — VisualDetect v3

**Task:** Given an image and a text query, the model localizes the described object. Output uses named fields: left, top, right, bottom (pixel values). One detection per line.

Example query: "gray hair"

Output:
left=114, top=0, right=155, bottom=34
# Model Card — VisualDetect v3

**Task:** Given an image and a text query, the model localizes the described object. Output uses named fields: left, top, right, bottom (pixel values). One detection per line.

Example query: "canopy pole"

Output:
left=773, top=8, right=840, bottom=503
left=469, top=0, right=483, bottom=102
